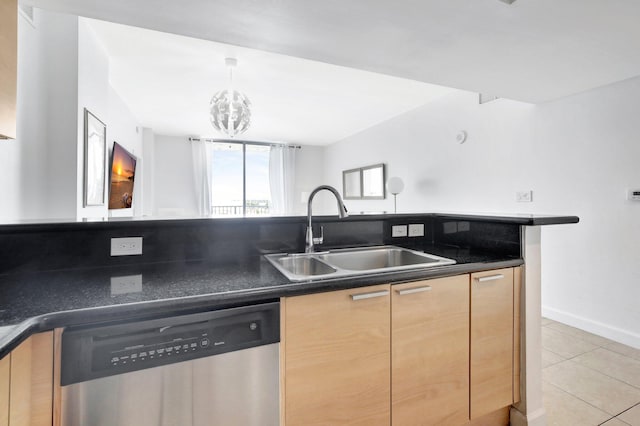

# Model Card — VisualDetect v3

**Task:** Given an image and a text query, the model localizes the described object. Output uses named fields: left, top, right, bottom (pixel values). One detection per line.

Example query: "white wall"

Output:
left=291, top=145, right=327, bottom=216
left=77, top=18, right=144, bottom=219
left=324, top=80, right=640, bottom=348
left=0, top=9, right=79, bottom=221
left=141, top=128, right=155, bottom=216
left=77, top=18, right=109, bottom=219
left=151, top=135, right=198, bottom=216
left=0, top=12, right=145, bottom=222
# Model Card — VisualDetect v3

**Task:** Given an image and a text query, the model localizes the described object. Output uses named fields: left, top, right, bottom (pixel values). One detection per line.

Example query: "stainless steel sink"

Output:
left=277, top=256, right=337, bottom=277
left=265, top=245, right=455, bottom=282
left=317, top=247, right=444, bottom=271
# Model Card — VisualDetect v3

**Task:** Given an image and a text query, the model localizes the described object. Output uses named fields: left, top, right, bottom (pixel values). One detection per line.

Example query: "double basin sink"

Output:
left=265, top=245, right=456, bottom=281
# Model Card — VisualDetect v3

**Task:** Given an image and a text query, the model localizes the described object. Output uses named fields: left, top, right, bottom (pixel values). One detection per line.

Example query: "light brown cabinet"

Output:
left=281, top=284, right=391, bottom=425
left=1, top=354, right=9, bottom=426
left=391, top=275, right=470, bottom=426
left=282, top=267, right=520, bottom=426
left=0, top=0, right=18, bottom=139
left=470, top=268, right=515, bottom=419
left=0, top=332, right=54, bottom=426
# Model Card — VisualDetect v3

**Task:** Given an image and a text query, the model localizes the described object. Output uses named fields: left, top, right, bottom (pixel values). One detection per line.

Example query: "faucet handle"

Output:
left=312, top=225, right=324, bottom=245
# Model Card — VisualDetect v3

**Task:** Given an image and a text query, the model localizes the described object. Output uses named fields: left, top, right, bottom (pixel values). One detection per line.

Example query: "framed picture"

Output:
left=108, top=142, right=137, bottom=210
left=83, top=109, right=107, bottom=206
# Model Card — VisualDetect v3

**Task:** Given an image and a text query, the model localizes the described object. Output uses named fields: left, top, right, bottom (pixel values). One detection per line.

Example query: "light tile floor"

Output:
left=542, top=318, right=640, bottom=426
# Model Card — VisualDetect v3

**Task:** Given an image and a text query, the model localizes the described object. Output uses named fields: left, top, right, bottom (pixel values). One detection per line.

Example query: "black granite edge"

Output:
left=0, top=214, right=399, bottom=233
left=0, top=258, right=523, bottom=360
left=0, top=212, right=579, bottom=233
left=433, top=213, right=580, bottom=226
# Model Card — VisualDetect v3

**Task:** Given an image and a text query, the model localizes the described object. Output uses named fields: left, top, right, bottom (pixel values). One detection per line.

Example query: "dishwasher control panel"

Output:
left=61, top=302, right=279, bottom=386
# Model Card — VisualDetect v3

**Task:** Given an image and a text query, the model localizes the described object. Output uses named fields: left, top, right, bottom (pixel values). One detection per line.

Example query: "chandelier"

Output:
left=209, top=58, right=251, bottom=138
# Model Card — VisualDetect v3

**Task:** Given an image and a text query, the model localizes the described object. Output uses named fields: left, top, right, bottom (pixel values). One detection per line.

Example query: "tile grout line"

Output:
left=596, top=416, right=615, bottom=426
left=543, top=379, right=619, bottom=420
left=603, top=345, right=640, bottom=361
left=543, top=361, right=640, bottom=418
left=615, top=401, right=640, bottom=418
left=563, top=350, right=640, bottom=392
left=546, top=357, right=640, bottom=408
left=543, top=322, right=640, bottom=425
left=545, top=325, right=612, bottom=348
left=543, top=327, right=640, bottom=390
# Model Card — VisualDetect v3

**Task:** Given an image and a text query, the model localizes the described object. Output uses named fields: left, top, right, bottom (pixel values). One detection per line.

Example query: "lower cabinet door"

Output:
left=9, top=331, right=54, bottom=426
left=470, top=268, right=514, bottom=419
left=0, top=354, right=9, bottom=426
left=281, top=285, right=391, bottom=426
left=392, top=275, right=470, bottom=426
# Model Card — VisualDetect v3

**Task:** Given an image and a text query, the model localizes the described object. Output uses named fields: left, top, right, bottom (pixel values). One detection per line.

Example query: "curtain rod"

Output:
left=188, top=137, right=301, bottom=149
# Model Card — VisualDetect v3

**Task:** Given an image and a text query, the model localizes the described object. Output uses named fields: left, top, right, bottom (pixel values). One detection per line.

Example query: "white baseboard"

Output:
left=542, top=306, right=640, bottom=349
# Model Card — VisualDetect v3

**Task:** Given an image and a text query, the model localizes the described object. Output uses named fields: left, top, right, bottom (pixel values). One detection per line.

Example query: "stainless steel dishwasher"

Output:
left=60, top=302, right=280, bottom=426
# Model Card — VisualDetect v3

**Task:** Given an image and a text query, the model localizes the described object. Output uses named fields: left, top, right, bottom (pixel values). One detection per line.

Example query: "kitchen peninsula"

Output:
left=0, top=212, right=577, bottom=426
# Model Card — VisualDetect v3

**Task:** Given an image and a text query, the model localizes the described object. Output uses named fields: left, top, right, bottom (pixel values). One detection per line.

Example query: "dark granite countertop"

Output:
left=0, top=212, right=578, bottom=233
left=0, top=244, right=522, bottom=359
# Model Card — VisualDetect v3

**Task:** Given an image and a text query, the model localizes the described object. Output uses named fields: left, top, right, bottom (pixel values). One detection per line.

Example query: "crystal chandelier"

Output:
left=209, top=58, right=251, bottom=138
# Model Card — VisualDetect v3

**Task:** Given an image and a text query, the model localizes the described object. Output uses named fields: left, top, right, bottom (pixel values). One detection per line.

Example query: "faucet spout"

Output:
left=306, top=185, right=348, bottom=253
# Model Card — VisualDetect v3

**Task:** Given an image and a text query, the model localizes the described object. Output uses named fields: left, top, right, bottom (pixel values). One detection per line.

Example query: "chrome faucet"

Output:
left=306, top=185, right=348, bottom=253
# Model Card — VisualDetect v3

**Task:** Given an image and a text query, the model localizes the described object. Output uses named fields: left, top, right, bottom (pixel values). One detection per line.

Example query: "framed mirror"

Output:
left=362, top=164, right=385, bottom=199
left=342, top=163, right=386, bottom=200
left=83, top=109, right=107, bottom=206
left=342, top=168, right=362, bottom=199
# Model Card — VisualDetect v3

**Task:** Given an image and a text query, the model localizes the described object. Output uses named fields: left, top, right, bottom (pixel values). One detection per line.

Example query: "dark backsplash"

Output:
left=0, top=215, right=521, bottom=275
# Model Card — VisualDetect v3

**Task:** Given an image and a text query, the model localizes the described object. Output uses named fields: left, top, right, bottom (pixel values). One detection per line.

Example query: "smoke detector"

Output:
left=499, top=0, right=517, bottom=4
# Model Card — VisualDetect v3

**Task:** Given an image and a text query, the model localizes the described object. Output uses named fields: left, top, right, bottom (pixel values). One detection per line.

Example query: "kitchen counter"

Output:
left=0, top=244, right=521, bottom=359
left=0, top=212, right=580, bottom=360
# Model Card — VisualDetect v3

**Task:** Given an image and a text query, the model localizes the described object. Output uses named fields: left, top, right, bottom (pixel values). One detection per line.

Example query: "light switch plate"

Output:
left=110, top=237, right=143, bottom=256
left=408, top=224, right=425, bottom=237
left=392, top=225, right=408, bottom=237
left=516, top=190, right=533, bottom=203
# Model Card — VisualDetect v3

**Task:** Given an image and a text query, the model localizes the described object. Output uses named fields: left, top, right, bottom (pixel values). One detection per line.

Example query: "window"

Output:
left=210, top=142, right=271, bottom=217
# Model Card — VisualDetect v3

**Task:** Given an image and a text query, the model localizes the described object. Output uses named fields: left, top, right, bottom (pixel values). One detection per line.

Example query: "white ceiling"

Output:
left=86, top=19, right=455, bottom=145
left=25, top=0, right=640, bottom=104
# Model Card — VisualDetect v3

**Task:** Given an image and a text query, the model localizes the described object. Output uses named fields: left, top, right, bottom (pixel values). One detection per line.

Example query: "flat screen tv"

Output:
left=108, top=142, right=137, bottom=210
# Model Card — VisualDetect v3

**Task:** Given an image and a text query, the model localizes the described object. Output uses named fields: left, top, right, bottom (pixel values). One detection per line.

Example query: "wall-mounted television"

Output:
left=108, top=142, right=137, bottom=210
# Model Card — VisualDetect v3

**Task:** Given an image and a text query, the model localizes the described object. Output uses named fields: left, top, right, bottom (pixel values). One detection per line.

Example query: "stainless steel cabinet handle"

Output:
left=476, top=274, right=504, bottom=282
left=351, top=290, right=390, bottom=301
left=396, top=286, right=432, bottom=295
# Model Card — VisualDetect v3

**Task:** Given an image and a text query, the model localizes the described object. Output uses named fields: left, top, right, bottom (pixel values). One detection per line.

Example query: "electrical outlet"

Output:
left=516, top=190, right=533, bottom=203
left=110, top=237, right=143, bottom=256
left=111, top=275, right=143, bottom=295
left=443, top=222, right=457, bottom=234
left=627, top=189, right=640, bottom=201
left=408, top=224, right=425, bottom=237
left=391, top=225, right=408, bottom=237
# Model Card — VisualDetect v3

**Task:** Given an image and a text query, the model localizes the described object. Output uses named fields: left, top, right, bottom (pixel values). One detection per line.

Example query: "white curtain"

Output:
left=269, top=145, right=297, bottom=216
left=191, top=139, right=213, bottom=216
